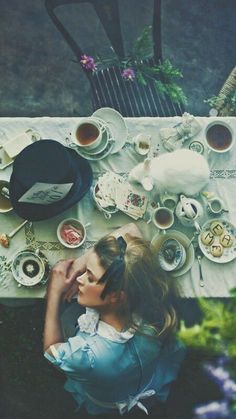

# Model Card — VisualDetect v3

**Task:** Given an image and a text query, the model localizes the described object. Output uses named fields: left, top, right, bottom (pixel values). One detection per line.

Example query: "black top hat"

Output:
left=9, top=140, right=93, bottom=221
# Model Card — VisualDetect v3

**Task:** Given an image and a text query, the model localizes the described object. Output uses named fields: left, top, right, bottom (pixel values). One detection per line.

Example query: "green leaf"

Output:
left=137, top=71, right=147, bottom=86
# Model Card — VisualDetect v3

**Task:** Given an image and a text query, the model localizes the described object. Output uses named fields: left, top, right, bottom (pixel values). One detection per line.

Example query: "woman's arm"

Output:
left=43, top=259, right=74, bottom=353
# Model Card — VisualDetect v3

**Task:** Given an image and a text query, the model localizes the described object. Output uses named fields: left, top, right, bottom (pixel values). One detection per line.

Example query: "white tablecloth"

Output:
left=0, top=116, right=236, bottom=298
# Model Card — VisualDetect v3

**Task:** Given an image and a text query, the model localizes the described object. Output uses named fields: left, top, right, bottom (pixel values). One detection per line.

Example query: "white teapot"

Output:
left=175, top=194, right=204, bottom=231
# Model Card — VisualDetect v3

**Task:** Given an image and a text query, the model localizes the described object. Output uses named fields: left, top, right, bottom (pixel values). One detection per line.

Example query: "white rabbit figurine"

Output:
left=128, top=149, right=210, bottom=197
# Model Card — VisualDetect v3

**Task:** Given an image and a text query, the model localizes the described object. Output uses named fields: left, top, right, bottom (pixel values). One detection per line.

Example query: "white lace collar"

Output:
left=77, top=308, right=138, bottom=343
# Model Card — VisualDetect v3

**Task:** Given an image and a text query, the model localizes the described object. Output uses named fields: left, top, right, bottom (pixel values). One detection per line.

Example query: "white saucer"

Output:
left=92, top=107, right=128, bottom=154
left=11, top=250, right=49, bottom=286
left=151, top=230, right=195, bottom=277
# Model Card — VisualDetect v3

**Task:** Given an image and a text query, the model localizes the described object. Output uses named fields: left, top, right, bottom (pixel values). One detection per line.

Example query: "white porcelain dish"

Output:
left=92, top=107, right=128, bottom=154
left=198, top=218, right=236, bottom=263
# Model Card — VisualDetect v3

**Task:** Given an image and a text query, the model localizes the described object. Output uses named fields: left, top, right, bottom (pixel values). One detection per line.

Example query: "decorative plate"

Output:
left=198, top=218, right=236, bottom=263
left=151, top=230, right=195, bottom=277
left=92, top=107, right=128, bottom=153
left=11, top=249, right=50, bottom=286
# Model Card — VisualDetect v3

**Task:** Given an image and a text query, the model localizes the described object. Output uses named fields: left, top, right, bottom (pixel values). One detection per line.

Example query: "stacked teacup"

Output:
left=69, top=117, right=113, bottom=158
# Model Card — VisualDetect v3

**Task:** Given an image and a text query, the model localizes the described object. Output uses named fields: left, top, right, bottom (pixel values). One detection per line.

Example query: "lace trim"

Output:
left=210, top=169, right=236, bottom=179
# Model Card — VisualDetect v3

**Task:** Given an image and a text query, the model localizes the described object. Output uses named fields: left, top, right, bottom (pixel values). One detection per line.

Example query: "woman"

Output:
left=44, top=223, right=185, bottom=415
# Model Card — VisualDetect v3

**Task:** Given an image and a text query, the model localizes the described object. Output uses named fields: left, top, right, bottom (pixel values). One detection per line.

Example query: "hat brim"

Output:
left=9, top=148, right=93, bottom=221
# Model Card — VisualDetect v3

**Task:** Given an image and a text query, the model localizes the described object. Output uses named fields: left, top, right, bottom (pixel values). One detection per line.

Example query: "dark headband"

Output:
left=99, top=236, right=127, bottom=298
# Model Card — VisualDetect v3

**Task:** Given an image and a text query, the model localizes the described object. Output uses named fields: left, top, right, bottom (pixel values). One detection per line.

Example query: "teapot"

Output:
left=175, top=194, right=204, bottom=231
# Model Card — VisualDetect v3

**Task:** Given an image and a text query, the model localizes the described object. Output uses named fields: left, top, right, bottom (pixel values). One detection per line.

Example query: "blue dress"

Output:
left=44, top=311, right=185, bottom=415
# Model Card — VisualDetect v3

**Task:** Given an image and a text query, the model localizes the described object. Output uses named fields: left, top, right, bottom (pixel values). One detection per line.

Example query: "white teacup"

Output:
left=11, top=249, right=49, bottom=286
left=158, top=238, right=186, bottom=271
left=133, top=133, right=151, bottom=156
left=205, top=121, right=234, bottom=153
left=152, top=205, right=174, bottom=231
left=160, top=192, right=179, bottom=211
left=207, top=197, right=227, bottom=215
left=71, top=117, right=107, bottom=151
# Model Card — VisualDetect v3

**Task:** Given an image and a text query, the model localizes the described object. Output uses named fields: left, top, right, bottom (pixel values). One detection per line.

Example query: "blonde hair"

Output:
left=94, top=234, right=178, bottom=340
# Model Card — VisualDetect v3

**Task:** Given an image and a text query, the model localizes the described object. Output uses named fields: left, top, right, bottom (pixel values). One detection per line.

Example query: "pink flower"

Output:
left=80, top=55, right=97, bottom=71
left=60, top=224, right=83, bottom=246
left=122, top=68, right=135, bottom=81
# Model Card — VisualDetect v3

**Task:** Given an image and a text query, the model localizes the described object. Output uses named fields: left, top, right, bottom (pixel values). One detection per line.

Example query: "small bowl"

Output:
left=57, top=218, right=86, bottom=248
left=158, top=238, right=186, bottom=272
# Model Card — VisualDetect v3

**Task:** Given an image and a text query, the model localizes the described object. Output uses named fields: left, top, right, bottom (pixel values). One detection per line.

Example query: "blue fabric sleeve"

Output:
left=44, top=334, right=95, bottom=377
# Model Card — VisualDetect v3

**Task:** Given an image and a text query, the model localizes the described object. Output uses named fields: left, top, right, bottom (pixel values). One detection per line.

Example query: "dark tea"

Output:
left=76, top=123, right=99, bottom=146
left=155, top=208, right=173, bottom=227
left=206, top=123, right=232, bottom=152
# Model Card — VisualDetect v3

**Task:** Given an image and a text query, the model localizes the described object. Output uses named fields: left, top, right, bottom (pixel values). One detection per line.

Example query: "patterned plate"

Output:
left=151, top=230, right=195, bottom=277
left=198, top=218, right=236, bottom=263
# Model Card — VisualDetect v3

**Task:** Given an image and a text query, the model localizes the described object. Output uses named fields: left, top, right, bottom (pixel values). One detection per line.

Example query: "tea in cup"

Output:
left=133, top=133, right=151, bottom=156
left=152, top=206, right=174, bottom=231
left=71, top=117, right=107, bottom=151
left=0, top=180, right=13, bottom=213
left=205, top=121, right=234, bottom=153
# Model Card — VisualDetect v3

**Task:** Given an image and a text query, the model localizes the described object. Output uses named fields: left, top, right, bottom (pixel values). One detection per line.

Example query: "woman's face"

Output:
left=76, top=250, right=109, bottom=308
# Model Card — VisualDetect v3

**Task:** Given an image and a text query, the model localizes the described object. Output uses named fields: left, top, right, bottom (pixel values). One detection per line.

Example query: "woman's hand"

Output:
left=46, top=259, right=74, bottom=298
left=63, top=253, right=89, bottom=302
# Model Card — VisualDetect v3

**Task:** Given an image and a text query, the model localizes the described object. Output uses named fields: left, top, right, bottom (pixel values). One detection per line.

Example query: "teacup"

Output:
left=160, top=192, right=179, bottom=211
left=205, top=121, right=234, bottom=153
left=71, top=117, right=107, bottom=151
left=152, top=205, right=174, bottom=231
left=0, top=180, right=13, bottom=213
left=133, top=133, right=151, bottom=156
left=207, top=197, right=227, bottom=215
left=11, top=249, right=49, bottom=286
left=158, top=238, right=186, bottom=271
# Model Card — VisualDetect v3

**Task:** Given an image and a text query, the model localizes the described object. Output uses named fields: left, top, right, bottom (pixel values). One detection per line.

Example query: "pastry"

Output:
left=210, top=244, right=223, bottom=257
left=200, top=230, right=214, bottom=246
left=220, top=233, right=233, bottom=248
left=210, top=221, right=224, bottom=236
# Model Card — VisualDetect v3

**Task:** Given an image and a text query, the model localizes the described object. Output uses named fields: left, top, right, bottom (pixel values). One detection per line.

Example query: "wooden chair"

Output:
left=45, top=0, right=185, bottom=116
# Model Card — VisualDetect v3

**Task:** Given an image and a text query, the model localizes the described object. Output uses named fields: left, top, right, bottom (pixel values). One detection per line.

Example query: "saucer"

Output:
left=92, top=107, right=128, bottom=154
left=151, top=230, right=195, bottom=277
left=11, top=249, right=50, bottom=286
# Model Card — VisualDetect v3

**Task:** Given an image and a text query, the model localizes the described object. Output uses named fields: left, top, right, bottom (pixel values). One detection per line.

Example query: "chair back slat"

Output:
left=45, top=0, right=185, bottom=116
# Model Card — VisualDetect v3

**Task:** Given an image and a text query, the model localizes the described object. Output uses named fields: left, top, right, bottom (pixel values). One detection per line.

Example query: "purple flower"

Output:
left=193, top=400, right=230, bottom=419
left=122, top=68, right=135, bottom=81
left=80, top=55, right=97, bottom=71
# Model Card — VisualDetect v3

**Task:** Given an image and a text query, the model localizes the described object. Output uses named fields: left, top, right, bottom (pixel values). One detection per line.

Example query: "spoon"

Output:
left=195, top=246, right=204, bottom=287
left=0, top=220, right=29, bottom=248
